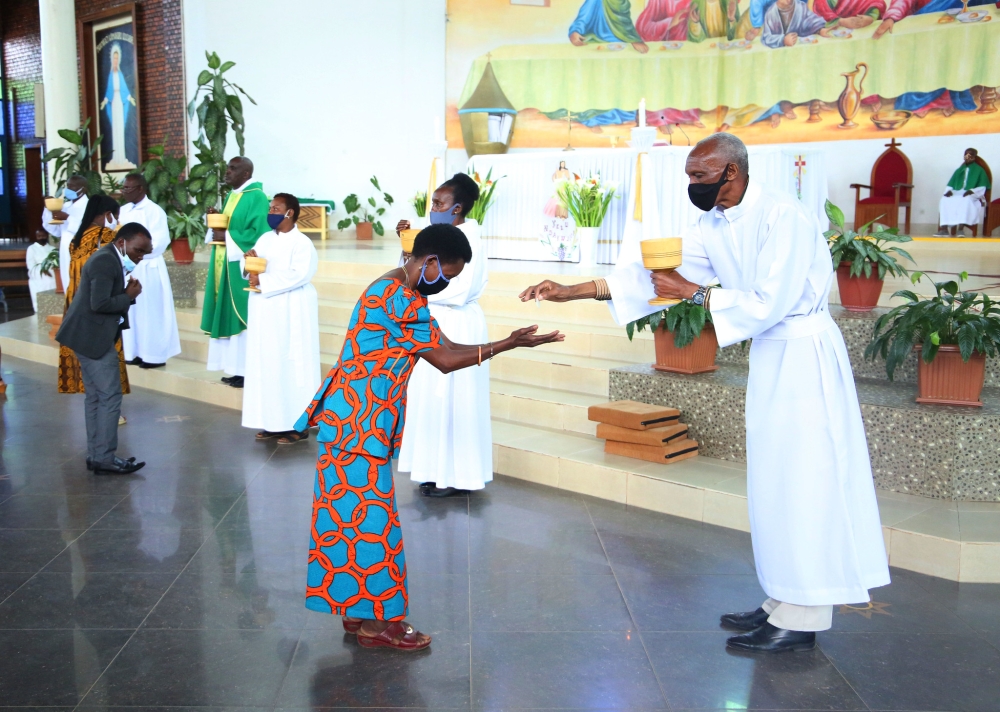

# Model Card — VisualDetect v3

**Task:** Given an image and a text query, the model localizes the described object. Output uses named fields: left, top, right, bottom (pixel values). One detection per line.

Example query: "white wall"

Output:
left=182, top=0, right=447, bottom=224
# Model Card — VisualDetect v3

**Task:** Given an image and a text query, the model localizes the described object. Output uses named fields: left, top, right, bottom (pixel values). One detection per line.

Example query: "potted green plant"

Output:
left=825, top=199, right=914, bottom=312
left=557, top=173, right=617, bottom=267
left=627, top=301, right=718, bottom=374
left=338, top=176, right=394, bottom=240
left=42, top=118, right=103, bottom=195
left=39, top=248, right=62, bottom=294
left=865, top=272, right=1000, bottom=406
left=141, top=141, right=197, bottom=263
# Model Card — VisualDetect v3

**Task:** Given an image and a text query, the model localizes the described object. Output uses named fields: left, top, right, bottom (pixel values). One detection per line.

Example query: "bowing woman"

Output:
left=296, top=224, right=563, bottom=651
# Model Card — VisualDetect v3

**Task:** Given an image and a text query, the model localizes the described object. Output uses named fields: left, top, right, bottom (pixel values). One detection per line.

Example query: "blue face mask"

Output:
left=63, top=188, right=79, bottom=201
left=416, top=255, right=450, bottom=296
left=119, top=244, right=137, bottom=274
left=267, top=212, right=290, bottom=230
left=428, top=206, right=460, bottom=225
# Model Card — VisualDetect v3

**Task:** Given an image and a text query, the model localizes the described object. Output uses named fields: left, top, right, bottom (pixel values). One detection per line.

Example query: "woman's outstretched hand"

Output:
left=508, top=325, right=564, bottom=348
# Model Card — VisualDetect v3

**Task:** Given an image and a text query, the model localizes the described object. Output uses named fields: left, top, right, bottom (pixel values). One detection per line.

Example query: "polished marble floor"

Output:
left=2, top=356, right=1000, bottom=711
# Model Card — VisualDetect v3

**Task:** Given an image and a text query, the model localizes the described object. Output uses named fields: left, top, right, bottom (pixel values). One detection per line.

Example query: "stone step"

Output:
left=492, top=419, right=1000, bottom=583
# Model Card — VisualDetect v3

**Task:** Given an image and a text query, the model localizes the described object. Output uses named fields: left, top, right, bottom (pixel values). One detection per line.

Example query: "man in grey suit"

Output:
left=57, top=223, right=153, bottom=475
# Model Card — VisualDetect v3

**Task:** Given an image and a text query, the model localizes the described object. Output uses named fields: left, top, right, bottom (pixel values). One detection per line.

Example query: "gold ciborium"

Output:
left=244, top=256, right=267, bottom=293
left=641, top=238, right=683, bottom=307
left=399, top=228, right=420, bottom=255
left=45, top=197, right=65, bottom=224
left=207, top=213, right=229, bottom=246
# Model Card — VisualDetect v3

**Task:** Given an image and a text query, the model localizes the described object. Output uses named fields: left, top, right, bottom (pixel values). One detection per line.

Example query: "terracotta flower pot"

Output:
left=170, top=239, right=194, bottom=265
left=54, top=269, right=64, bottom=295
left=915, top=345, right=986, bottom=407
left=836, top=261, right=883, bottom=312
left=356, top=221, right=374, bottom=240
left=653, top=324, right=719, bottom=375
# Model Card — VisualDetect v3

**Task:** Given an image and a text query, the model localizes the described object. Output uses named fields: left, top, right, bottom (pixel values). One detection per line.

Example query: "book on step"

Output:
left=596, top=422, right=689, bottom=447
left=588, top=400, right=680, bottom=430
left=604, top=438, right=699, bottom=465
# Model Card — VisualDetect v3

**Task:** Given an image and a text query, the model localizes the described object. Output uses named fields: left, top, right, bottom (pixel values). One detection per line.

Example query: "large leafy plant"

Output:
left=825, top=199, right=913, bottom=279
left=865, top=272, right=1000, bottom=380
left=186, top=51, right=256, bottom=215
left=626, top=301, right=712, bottom=349
left=140, top=140, right=205, bottom=249
left=337, top=176, right=395, bottom=236
left=42, top=118, right=102, bottom=194
left=556, top=174, right=617, bottom=228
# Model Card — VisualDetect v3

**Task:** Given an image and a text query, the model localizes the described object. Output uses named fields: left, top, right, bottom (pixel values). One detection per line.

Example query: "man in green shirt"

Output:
left=201, top=156, right=270, bottom=387
left=936, top=148, right=991, bottom=237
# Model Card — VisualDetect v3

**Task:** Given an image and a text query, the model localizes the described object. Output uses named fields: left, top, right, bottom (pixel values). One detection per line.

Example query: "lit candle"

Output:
left=638, top=98, right=646, bottom=128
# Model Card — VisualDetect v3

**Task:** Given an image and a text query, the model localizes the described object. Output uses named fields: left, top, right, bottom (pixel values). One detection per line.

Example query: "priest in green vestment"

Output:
left=936, top=148, right=991, bottom=237
left=201, top=156, right=270, bottom=386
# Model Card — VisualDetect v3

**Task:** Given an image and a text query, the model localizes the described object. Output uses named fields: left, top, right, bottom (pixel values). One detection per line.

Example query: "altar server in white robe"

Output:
left=396, top=173, right=492, bottom=497
left=119, top=173, right=181, bottom=368
left=42, top=175, right=89, bottom=289
left=241, top=193, right=321, bottom=444
left=519, top=133, right=889, bottom=653
left=26, top=229, right=56, bottom=311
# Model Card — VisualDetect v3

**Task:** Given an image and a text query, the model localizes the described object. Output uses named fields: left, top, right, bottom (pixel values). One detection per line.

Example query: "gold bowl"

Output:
left=207, top=213, right=230, bottom=229
left=641, top=238, right=683, bottom=306
left=244, top=256, right=267, bottom=293
left=400, top=228, right=420, bottom=254
left=45, top=197, right=64, bottom=212
left=870, top=110, right=912, bottom=131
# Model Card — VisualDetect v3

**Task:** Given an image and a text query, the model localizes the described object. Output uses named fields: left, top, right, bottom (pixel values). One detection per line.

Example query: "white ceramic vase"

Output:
left=576, top=226, right=601, bottom=267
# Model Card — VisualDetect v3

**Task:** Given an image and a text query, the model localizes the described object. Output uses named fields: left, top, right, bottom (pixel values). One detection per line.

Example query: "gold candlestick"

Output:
left=244, top=256, right=267, bottom=293
left=641, top=238, right=683, bottom=307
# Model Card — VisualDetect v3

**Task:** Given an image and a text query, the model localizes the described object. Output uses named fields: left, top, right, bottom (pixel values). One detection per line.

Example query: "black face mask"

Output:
left=688, top=169, right=730, bottom=212
left=415, top=256, right=451, bottom=296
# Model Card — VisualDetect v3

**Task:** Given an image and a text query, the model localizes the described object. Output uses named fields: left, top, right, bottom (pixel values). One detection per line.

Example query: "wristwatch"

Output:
left=691, top=286, right=708, bottom=306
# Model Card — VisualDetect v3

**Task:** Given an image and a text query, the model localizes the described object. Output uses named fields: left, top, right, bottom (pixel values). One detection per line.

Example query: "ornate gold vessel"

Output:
left=641, top=238, right=683, bottom=307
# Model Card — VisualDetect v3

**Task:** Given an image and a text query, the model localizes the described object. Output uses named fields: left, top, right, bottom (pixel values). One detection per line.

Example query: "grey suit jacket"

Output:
left=56, top=242, right=132, bottom=359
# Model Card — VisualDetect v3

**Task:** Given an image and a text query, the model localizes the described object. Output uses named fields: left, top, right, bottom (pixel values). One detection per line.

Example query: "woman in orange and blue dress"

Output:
left=295, top=224, right=562, bottom=651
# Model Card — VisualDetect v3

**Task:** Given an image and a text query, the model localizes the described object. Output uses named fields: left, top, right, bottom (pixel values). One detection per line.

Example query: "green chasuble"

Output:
left=946, top=163, right=991, bottom=191
left=200, top=182, right=270, bottom=339
left=569, top=0, right=643, bottom=44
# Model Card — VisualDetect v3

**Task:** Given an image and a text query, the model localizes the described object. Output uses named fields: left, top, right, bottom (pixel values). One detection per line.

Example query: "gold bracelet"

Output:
left=593, top=278, right=611, bottom=301
left=489, top=341, right=494, bottom=360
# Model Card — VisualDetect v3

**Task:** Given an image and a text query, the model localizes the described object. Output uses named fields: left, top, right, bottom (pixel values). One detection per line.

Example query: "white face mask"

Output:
left=105, top=214, right=118, bottom=230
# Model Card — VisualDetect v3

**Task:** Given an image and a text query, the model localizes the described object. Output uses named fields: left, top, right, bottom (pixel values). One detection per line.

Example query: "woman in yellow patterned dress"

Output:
left=58, top=195, right=130, bottom=395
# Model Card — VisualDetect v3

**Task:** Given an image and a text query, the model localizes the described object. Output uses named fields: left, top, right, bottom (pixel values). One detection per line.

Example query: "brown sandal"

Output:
left=255, top=430, right=281, bottom=441
left=343, top=616, right=363, bottom=634
left=277, top=430, right=309, bottom=445
left=356, top=620, right=431, bottom=651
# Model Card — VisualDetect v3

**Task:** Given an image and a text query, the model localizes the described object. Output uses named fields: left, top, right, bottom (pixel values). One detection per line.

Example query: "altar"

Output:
left=467, top=145, right=828, bottom=264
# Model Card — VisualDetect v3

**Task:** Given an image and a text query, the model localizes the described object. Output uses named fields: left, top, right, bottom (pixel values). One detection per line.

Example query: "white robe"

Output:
left=43, top=195, right=88, bottom=289
left=608, top=180, right=890, bottom=606
left=939, top=186, right=986, bottom=228
left=398, top=219, right=493, bottom=490
left=26, top=242, right=56, bottom=311
left=240, top=226, right=321, bottom=432
left=120, top=196, right=181, bottom=364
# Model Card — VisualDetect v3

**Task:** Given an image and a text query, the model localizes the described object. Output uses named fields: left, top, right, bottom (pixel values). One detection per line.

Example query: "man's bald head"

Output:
left=691, top=133, right=749, bottom=176
left=224, top=156, right=254, bottom=188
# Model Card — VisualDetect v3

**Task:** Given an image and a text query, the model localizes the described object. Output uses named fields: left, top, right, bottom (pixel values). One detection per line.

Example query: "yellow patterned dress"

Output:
left=57, top=225, right=131, bottom=394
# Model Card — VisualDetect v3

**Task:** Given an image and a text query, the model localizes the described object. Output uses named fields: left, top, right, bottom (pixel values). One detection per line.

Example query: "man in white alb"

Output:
left=42, top=174, right=89, bottom=289
left=240, top=193, right=320, bottom=444
left=119, top=173, right=181, bottom=368
left=935, top=148, right=991, bottom=237
left=520, top=133, right=890, bottom=653
left=26, top=229, right=56, bottom=311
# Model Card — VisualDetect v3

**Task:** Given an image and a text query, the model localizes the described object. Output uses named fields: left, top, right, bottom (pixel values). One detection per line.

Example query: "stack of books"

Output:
left=588, top=400, right=699, bottom=465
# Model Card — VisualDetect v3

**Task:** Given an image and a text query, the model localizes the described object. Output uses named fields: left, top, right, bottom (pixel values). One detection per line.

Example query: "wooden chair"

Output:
left=0, top=249, right=29, bottom=314
left=979, top=157, right=999, bottom=237
left=851, top=138, right=913, bottom=233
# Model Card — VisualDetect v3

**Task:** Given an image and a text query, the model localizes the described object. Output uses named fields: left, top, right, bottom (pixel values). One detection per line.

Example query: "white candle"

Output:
left=639, top=98, right=646, bottom=128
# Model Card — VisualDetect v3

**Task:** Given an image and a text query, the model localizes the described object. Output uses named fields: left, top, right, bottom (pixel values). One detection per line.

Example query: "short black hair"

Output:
left=439, top=173, right=480, bottom=217
left=966, top=148, right=979, bottom=158
left=412, top=224, right=472, bottom=264
left=124, top=172, right=148, bottom=190
left=117, top=222, right=152, bottom=242
left=273, top=192, right=301, bottom=222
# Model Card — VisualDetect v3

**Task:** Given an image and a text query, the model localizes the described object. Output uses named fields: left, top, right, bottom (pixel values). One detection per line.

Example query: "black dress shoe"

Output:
left=720, top=607, right=770, bottom=631
left=726, top=623, right=816, bottom=653
left=419, top=482, right=435, bottom=494
left=127, top=357, right=143, bottom=366
left=137, top=361, right=166, bottom=369
left=227, top=376, right=244, bottom=388
left=87, top=456, right=136, bottom=471
left=423, top=486, right=466, bottom=498
left=221, top=375, right=235, bottom=384
left=93, top=457, right=146, bottom=475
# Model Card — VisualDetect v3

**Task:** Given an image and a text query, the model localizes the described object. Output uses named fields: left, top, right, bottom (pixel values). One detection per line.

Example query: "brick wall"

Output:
left=75, top=0, right=186, bottom=160
left=1, top=0, right=45, bottom=229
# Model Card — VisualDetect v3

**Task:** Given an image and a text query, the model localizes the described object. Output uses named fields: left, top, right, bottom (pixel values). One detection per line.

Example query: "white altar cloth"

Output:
left=468, top=146, right=828, bottom=264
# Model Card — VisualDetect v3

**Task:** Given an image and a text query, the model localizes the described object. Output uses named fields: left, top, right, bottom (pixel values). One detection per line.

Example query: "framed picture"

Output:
left=79, top=4, right=141, bottom=174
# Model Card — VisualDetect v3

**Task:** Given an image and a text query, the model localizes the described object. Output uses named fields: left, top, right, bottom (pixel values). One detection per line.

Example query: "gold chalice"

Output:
left=45, top=197, right=65, bottom=224
left=207, top=213, right=229, bottom=246
left=641, top=238, right=683, bottom=307
left=399, top=228, right=420, bottom=256
left=244, top=256, right=267, bottom=293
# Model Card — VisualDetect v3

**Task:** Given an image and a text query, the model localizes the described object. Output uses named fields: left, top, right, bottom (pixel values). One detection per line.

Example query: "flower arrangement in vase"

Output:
left=466, top=168, right=504, bottom=223
left=557, top=173, right=618, bottom=266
